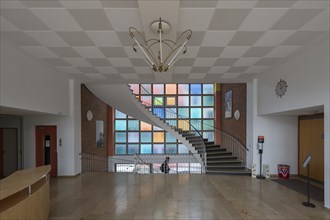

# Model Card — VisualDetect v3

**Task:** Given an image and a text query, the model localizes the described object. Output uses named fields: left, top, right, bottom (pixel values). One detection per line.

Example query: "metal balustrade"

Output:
left=80, top=152, right=108, bottom=172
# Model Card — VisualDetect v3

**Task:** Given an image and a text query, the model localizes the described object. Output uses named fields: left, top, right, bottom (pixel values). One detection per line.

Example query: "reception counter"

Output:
left=0, top=165, right=51, bottom=219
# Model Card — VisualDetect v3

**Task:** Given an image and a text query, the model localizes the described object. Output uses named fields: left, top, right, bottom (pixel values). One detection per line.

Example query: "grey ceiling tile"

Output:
left=1, top=9, right=49, bottom=30
left=100, top=47, right=127, bottom=58
left=49, top=47, right=80, bottom=57
left=76, top=66, right=98, bottom=73
left=255, top=57, right=281, bottom=66
left=42, top=58, right=70, bottom=66
left=138, top=74, right=154, bottom=80
left=117, top=32, right=133, bottom=46
left=1, top=31, right=41, bottom=46
left=209, top=9, right=251, bottom=30
left=191, top=67, right=211, bottom=73
left=57, top=31, right=94, bottom=46
left=178, top=31, right=205, bottom=46
left=197, top=47, right=224, bottom=57
left=271, top=9, right=323, bottom=30
left=203, top=73, right=223, bottom=81
left=227, top=66, right=249, bottom=73
left=256, top=0, right=296, bottom=8
left=130, top=58, right=149, bottom=67
left=214, top=58, right=239, bottom=66
left=116, top=67, right=135, bottom=73
left=100, top=1, right=139, bottom=8
left=173, top=58, right=195, bottom=66
left=69, top=9, right=113, bottom=31
left=22, top=0, right=63, bottom=8
left=281, top=31, right=323, bottom=46
left=86, top=58, right=111, bottom=66
left=243, top=47, right=274, bottom=57
left=172, top=74, right=189, bottom=79
left=180, top=0, right=217, bottom=8
left=228, top=31, right=265, bottom=46
left=105, top=74, right=123, bottom=80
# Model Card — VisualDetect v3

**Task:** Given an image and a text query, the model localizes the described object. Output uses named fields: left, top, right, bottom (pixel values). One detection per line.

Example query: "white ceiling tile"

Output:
left=73, top=46, right=105, bottom=58
left=64, top=58, right=92, bottom=67
left=216, top=1, right=257, bottom=9
left=189, top=73, right=207, bottom=79
left=95, top=66, right=118, bottom=74
left=292, top=1, right=329, bottom=9
left=244, top=66, right=269, bottom=74
left=86, top=31, right=121, bottom=46
left=31, top=8, right=82, bottom=31
left=55, top=66, right=81, bottom=74
left=201, top=31, right=235, bottom=46
left=221, top=73, right=241, bottom=79
left=60, top=0, right=103, bottom=9
left=134, top=67, right=153, bottom=74
left=233, top=57, right=260, bottom=66
left=121, top=74, right=139, bottom=79
left=183, top=46, right=200, bottom=58
left=265, top=46, right=301, bottom=57
left=193, top=58, right=217, bottom=67
left=21, top=46, right=59, bottom=58
left=0, top=1, right=25, bottom=9
left=123, top=46, right=140, bottom=58
left=220, top=46, right=250, bottom=58
left=0, top=17, right=20, bottom=31
left=178, top=8, right=215, bottom=31
left=104, top=8, right=142, bottom=31
left=239, top=9, right=288, bottom=31
left=254, top=30, right=295, bottom=46
left=109, top=58, right=133, bottom=67
left=208, top=66, right=230, bottom=74
left=25, top=31, right=69, bottom=46
left=300, top=9, right=329, bottom=31
left=173, top=67, right=192, bottom=74
left=85, top=73, right=107, bottom=79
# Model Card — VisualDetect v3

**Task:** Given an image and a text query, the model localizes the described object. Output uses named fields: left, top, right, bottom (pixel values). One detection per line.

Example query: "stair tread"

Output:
left=207, top=164, right=245, bottom=167
left=207, top=160, right=241, bottom=163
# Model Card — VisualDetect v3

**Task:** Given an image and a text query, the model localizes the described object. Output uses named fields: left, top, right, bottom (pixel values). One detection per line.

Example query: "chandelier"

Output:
left=129, top=17, right=192, bottom=72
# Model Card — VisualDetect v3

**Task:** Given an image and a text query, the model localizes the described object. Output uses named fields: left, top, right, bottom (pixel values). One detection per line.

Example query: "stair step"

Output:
left=206, top=165, right=246, bottom=170
left=206, top=170, right=251, bottom=176
left=207, top=153, right=234, bottom=158
left=207, top=160, right=242, bottom=165
left=204, top=141, right=214, bottom=145
left=206, top=148, right=226, bottom=152
left=206, top=145, right=221, bottom=149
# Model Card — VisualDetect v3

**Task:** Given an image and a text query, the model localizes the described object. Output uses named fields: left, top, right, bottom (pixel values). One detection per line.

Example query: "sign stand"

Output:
left=302, top=155, right=315, bottom=208
left=256, top=136, right=265, bottom=179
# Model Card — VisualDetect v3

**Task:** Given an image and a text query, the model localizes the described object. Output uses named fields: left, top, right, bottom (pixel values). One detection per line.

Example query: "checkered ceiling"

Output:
left=1, top=0, right=329, bottom=83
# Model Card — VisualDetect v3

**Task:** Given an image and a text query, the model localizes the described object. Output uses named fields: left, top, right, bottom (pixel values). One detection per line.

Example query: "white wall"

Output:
left=255, top=34, right=330, bottom=208
left=0, top=39, right=69, bottom=115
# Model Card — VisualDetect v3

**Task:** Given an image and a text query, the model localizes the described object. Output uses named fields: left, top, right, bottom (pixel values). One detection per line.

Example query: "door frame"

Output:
left=35, top=125, right=57, bottom=176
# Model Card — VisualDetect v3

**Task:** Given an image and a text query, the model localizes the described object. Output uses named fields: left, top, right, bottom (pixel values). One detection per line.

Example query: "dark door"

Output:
left=0, top=128, right=3, bottom=178
left=36, top=126, right=57, bottom=177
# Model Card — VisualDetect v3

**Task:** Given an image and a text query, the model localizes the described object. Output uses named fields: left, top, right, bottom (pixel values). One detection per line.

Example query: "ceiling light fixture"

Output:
left=129, top=17, right=192, bottom=72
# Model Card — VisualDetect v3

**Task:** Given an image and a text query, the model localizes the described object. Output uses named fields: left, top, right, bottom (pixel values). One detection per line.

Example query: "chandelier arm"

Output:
left=132, top=37, right=155, bottom=66
left=163, top=44, right=187, bottom=66
left=167, top=39, right=189, bottom=68
left=129, top=27, right=148, bottom=45
left=143, top=40, right=160, bottom=67
left=159, top=30, right=163, bottom=64
left=167, top=47, right=187, bottom=68
left=175, top=29, right=192, bottom=44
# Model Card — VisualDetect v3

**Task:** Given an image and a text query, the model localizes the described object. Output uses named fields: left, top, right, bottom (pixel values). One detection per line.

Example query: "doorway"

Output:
left=0, top=128, right=18, bottom=178
left=36, top=126, right=57, bottom=177
left=298, top=114, right=324, bottom=182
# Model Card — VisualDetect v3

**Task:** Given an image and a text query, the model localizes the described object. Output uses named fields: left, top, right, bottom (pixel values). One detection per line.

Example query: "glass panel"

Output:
left=190, top=108, right=201, bottom=118
left=140, top=132, right=152, bottom=142
left=178, top=96, right=189, bottom=106
left=178, top=163, right=189, bottom=173
left=166, top=97, right=176, bottom=106
left=141, top=144, right=152, bottom=154
left=153, top=132, right=164, bottom=143
left=115, top=110, right=126, bottom=119
left=153, top=144, right=164, bottom=154
left=153, top=107, right=164, bottom=118
left=166, top=132, right=177, bottom=142
left=166, top=144, right=177, bottom=154
left=178, top=144, right=189, bottom=153
left=190, top=84, right=201, bottom=94
left=115, top=132, right=126, bottom=142
left=153, top=126, right=163, bottom=131
left=178, top=108, right=189, bottom=118
left=203, top=108, right=214, bottom=118
left=178, top=84, right=189, bottom=94
left=203, top=96, right=214, bottom=106
left=140, top=121, right=152, bottom=131
left=141, top=84, right=151, bottom=94
left=178, top=120, right=189, bottom=130
left=165, top=84, right=177, bottom=94
left=165, top=120, right=177, bottom=127
left=140, top=96, right=152, bottom=106
left=165, top=108, right=176, bottom=118
left=128, top=120, right=139, bottom=130
left=191, top=96, right=201, bottom=106
left=115, top=144, right=126, bottom=154
left=190, top=120, right=202, bottom=130
left=203, top=84, right=214, bottom=94
left=203, top=120, right=214, bottom=130
left=129, top=84, right=139, bottom=94
left=128, top=144, right=139, bottom=154
left=203, top=132, right=214, bottom=142
left=115, top=120, right=126, bottom=130
left=128, top=132, right=139, bottom=142
left=153, top=96, right=164, bottom=106
left=153, top=84, right=164, bottom=94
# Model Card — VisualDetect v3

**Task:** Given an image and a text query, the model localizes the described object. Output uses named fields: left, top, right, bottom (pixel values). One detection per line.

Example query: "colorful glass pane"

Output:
left=153, top=126, right=163, bottom=131
left=190, top=84, right=201, bottom=94
left=153, top=132, right=164, bottom=143
left=178, top=144, right=189, bottom=153
left=203, top=96, right=214, bottom=106
left=115, top=132, right=126, bottom=142
left=165, top=120, right=177, bottom=127
left=190, top=108, right=201, bottom=118
left=140, top=96, right=152, bottom=106
left=141, top=144, right=152, bottom=154
left=141, top=84, right=151, bottom=93
left=153, top=96, right=164, bottom=106
left=178, top=108, right=189, bottom=118
left=115, top=120, right=126, bottom=130
left=166, top=97, right=176, bottom=106
left=178, top=84, right=189, bottom=94
left=128, top=132, right=139, bottom=142
left=153, top=144, right=164, bottom=154
left=166, top=108, right=176, bottom=118
left=128, top=120, right=139, bottom=130
left=190, top=120, right=202, bottom=130
left=203, top=108, right=214, bottom=118
left=128, top=144, right=139, bottom=154
left=178, top=96, right=189, bottom=106
left=153, top=107, right=164, bottom=118
left=129, top=84, right=140, bottom=94
left=178, top=120, right=189, bottom=130
left=203, top=120, right=214, bottom=130
left=115, top=110, right=126, bottom=118
left=153, top=84, right=164, bottom=94
left=115, top=144, right=126, bottom=154
left=140, top=121, right=152, bottom=131
left=203, top=84, right=214, bottom=94
left=166, top=133, right=177, bottom=142
left=203, top=132, right=214, bottom=142
left=165, top=84, right=177, bottom=94
left=191, top=96, right=201, bottom=106
left=166, top=144, right=177, bottom=154
left=140, top=132, right=152, bottom=142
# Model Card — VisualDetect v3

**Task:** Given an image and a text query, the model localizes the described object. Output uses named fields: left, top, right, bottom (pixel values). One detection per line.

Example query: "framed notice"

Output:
left=96, top=120, right=104, bottom=148
left=224, top=90, right=232, bottom=119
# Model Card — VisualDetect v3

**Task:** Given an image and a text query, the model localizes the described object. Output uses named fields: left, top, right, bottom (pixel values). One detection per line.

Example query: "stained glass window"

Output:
left=166, top=133, right=177, bottom=142
left=141, top=132, right=152, bottom=142
left=141, top=144, right=152, bottom=154
left=153, top=84, right=164, bottom=94
left=190, top=84, right=201, bottom=94
left=141, top=84, right=151, bottom=93
left=115, top=110, right=126, bottom=118
left=153, top=97, right=164, bottom=106
left=190, top=108, right=201, bottom=118
left=115, top=144, right=126, bottom=154
left=178, top=96, right=189, bottom=106
left=178, top=84, right=189, bottom=94
left=115, top=132, right=126, bottom=142
left=140, top=121, right=152, bottom=131
left=129, top=84, right=140, bottom=95
left=153, top=132, right=164, bottom=143
left=178, top=108, right=189, bottom=118
left=203, top=108, right=214, bottom=118
left=115, top=120, right=126, bottom=130
left=128, top=120, right=139, bottom=130
left=166, top=144, right=177, bottom=154
left=203, top=84, right=214, bottom=94
left=166, top=84, right=177, bottom=94
left=166, top=97, right=176, bottom=106
left=128, top=132, right=139, bottom=142
left=178, top=144, right=189, bottom=153
left=153, top=144, right=164, bottom=154
left=203, top=96, right=214, bottom=106
left=191, top=96, right=201, bottom=106
left=128, top=144, right=139, bottom=154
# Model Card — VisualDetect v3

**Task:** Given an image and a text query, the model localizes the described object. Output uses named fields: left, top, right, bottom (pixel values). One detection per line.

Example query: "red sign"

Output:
left=258, top=136, right=264, bottom=143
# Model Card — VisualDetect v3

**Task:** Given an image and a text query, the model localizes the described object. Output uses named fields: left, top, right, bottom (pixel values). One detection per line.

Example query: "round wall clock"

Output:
left=275, top=79, right=288, bottom=98
left=86, top=110, right=93, bottom=121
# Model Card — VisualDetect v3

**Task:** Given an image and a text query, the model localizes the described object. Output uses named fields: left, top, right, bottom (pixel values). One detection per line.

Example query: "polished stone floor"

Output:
left=49, top=173, right=330, bottom=220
